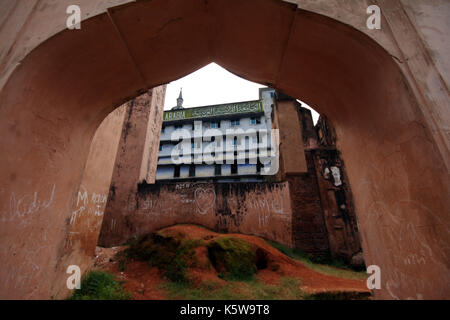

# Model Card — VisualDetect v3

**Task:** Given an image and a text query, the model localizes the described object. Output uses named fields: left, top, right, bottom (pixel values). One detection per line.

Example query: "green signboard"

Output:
left=163, top=100, right=263, bottom=122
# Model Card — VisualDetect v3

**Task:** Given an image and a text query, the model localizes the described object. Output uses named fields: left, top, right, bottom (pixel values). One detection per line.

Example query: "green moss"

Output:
left=126, top=232, right=203, bottom=283
left=245, top=277, right=304, bottom=300
left=160, top=277, right=304, bottom=300
left=207, top=237, right=256, bottom=281
left=265, top=240, right=367, bottom=280
left=160, top=281, right=243, bottom=300
left=69, top=271, right=131, bottom=300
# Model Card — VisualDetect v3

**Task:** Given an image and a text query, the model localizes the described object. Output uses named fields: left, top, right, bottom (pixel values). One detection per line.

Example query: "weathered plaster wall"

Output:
left=139, top=86, right=167, bottom=184
left=101, top=182, right=293, bottom=248
left=400, top=0, right=450, bottom=86
left=51, top=103, right=127, bottom=299
left=98, top=87, right=166, bottom=247
left=276, top=99, right=308, bottom=174
left=0, top=0, right=135, bottom=90
left=0, top=100, right=127, bottom=299
left=376, top=0, right=450, bottom=173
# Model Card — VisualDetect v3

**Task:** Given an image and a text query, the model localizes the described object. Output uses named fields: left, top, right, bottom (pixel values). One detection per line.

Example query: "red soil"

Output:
left=93, top=246, right=167, bottom=300
left=93, top=224, right=369, bottom=299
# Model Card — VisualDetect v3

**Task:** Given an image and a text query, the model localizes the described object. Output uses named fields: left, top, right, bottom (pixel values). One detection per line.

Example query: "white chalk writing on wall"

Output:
left=0, top=184, right=56, bottom=297
left=0, top=184, right=56, bottom=225
left=70, top=185, right=108, bottom=225
left=194, top=186, right=215, bottom=215
left=248, top=195, right=286, bottom=227
left=141, top=198, right=172, bottom=215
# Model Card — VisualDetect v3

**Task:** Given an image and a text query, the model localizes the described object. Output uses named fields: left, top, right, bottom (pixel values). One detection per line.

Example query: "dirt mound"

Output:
left=93, top=224, right=370, bottom=299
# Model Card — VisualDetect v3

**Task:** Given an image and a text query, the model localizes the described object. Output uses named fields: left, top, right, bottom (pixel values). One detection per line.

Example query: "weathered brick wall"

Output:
left=312, top=149, right=362, bottom=263
left=101, top=181, right=293, bottom=248
left=288, top=152, right=331, bottom=260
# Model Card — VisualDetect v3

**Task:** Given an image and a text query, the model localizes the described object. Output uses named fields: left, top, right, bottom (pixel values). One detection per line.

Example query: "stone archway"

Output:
left=0, top=0, right=448, bottom=299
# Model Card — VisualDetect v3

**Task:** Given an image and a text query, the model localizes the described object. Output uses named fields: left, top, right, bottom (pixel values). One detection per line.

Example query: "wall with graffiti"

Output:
left=99, top=181, right=293, bottom=248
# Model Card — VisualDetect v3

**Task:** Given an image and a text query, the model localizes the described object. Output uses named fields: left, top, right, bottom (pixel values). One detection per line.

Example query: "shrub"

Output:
left=127, top=232, right=201, bottom=283
left=207, top=237, right=256, bottom=281
left=69, top=271, right=130, bottom=300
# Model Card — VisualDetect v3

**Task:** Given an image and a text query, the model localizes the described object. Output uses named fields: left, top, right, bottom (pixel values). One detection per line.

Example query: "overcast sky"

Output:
left=164, top=63, right=319, bottom=124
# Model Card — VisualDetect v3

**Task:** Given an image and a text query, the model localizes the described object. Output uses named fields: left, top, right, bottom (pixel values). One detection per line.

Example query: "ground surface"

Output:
left=92, top=224, right=370, bottom=300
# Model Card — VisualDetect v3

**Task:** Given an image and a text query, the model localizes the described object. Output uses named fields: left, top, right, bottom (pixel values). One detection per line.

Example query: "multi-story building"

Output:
left=156, top=88, right=277, bottom=182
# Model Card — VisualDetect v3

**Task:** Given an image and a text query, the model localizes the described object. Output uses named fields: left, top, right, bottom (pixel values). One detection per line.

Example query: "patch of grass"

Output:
left=160, top=277, right=305, bottom=300
left=126, top=232, right=203, bottom=283
left=207, top=237, right=256, bottom=281
left=69, top=270, right=131, bottom=300
left=245, top=277, right=304, bottom=300
left=265, top=240, right=367, bottom=280
left=160, top=281, right=243, bottom=300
